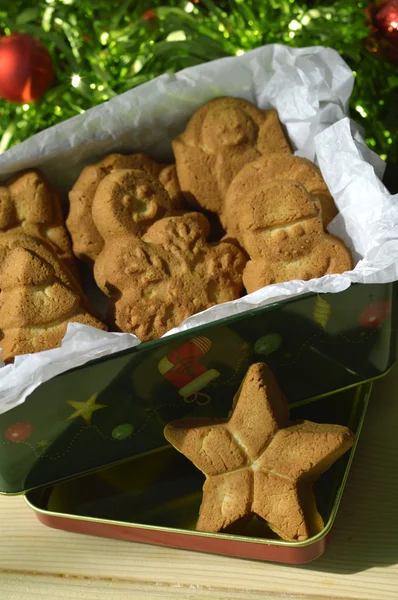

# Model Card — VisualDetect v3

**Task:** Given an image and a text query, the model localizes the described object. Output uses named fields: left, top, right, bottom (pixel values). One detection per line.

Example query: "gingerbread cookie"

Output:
left=224, top=179, right=352, bottom=292
left=164, top=363, right=354, bottom=541
left=92, top=169, right=172, bottom=241
left=67, top=153, right=185, bottom=264
left=0, top=170, right=76, bottom=274
left=172, top=96, right=292, bottom=214
left=223, top=154, right=337, bottom=237
left=0, top=234, right=106, bottom=362
left=93, top=212, right=247, bottom=341
left=158, top=164, right=185, bottom=210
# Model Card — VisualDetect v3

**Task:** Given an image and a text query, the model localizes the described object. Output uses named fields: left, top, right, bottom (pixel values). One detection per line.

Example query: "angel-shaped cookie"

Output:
left=165, top=363, right=354, bottom=541
left=0, top=235, right=106, bottom=362
left=224, top=178, right=352, bottom=293
left=0, top=170, right=76, bottom=273
left=172, top=96, right=292, bottom=214
left=67, top=153, right=184, bottom=264
left=94, top=211, right=247, bottom=341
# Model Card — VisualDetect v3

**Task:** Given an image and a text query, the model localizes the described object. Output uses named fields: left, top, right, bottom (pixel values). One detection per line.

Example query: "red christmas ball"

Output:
left=358, top=300, right=392, bottom=328
left=5, top=422, right=34, bottom=442
left=0, top=33, right=54, bottom=103
left=143, top=9, right=157, bottom=22
left=367, top=0, right=398, bottom=64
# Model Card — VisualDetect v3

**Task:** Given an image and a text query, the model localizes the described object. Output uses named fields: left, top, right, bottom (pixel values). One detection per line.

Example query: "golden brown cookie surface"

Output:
left=164, top=363, right=354, bottom=541
left=172, top=96, right=292, bottom=214
left=92, top=169, right=171, bottom=240
left=224, top=178, right=352, bottom=292
left=223, top=154, right=337, bottom=236
left=67, top=153, right=185, bottom=264
left=0, top=170, right=76, bottom=273
left=94, top=212, right=246, bottom=341
left=158, top=164, right=185, bottom=210
left=0, top=234, right=106, bottom=362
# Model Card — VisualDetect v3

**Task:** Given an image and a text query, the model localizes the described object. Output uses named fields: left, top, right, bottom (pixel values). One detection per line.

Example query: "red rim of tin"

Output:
left=33, top=510, right=331, bottom=564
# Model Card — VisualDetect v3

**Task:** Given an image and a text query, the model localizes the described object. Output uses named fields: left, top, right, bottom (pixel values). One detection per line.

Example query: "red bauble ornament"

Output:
left=0, top=33, right=53, bottom=103
left=367, top=0, right=398, bottom=64
left=143, top=9, right=157, bottom=23
left=5, top=422, right=34, bottom=442
left=358, top=300, right=392, bottom=328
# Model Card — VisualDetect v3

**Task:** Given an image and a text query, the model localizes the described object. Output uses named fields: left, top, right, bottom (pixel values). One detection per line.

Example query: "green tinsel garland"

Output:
left=0, top=0, right=397, bottom=163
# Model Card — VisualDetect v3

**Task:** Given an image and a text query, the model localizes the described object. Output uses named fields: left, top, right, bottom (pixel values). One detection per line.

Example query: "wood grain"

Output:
left=0, top=364, right=397, bottom=600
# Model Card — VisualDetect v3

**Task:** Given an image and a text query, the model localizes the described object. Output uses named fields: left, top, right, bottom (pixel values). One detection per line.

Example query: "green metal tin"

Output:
left=0, top=282, right=396, bottom=494
left=25, top=382, right=372, bottom=564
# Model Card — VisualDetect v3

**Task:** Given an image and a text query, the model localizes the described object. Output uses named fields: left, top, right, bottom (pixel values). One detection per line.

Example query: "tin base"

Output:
left=25, top=383, right=371, bottom=565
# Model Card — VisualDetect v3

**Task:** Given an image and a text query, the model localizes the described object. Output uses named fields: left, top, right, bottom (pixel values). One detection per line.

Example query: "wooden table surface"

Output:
left=0, top=359, right=397, bottom=600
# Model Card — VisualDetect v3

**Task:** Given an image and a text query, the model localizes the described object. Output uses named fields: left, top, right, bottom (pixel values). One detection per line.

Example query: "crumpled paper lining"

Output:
left=0, top=326, right=140, bottom=414
left=0, top=44, right=397, bottom=413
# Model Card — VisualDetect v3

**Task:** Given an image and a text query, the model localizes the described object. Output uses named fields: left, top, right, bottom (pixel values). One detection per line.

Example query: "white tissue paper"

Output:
left=0, top=43, right=397, bottom=414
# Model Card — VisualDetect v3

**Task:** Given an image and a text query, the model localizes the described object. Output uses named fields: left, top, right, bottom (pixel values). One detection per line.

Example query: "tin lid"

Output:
left=0, top=282, right=394, bottom=495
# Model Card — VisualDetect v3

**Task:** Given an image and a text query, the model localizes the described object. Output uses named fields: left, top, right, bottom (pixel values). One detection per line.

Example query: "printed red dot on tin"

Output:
left=358, top=300, right=392, bottom=328
left=5, top=422, right=34, bottom=442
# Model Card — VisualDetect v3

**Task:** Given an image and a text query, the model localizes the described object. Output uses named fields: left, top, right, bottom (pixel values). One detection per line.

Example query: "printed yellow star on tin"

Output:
left=240, top=341, right=251, bottom=353
left=67, top=393, right=106, bottom=424
left=36, top=439, right=49, bottom=448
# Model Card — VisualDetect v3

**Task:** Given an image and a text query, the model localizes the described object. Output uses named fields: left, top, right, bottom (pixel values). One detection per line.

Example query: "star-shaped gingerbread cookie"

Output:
left=164, top=363, right=354, bottom=541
